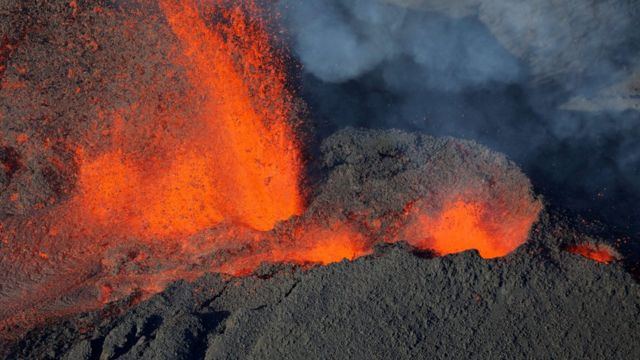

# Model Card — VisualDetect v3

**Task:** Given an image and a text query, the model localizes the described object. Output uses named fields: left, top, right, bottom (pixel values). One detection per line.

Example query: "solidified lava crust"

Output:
left=0, top=0, right=543, bottom=345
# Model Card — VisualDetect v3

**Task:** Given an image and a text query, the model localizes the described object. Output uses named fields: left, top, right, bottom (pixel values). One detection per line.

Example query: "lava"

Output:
left=76, top=0, right=303, bottom=237
left=208, top=221, right=373, bottom=277
left=567, top=243, right=619, bottom=264
left=399, top=198, right=542, bottom=258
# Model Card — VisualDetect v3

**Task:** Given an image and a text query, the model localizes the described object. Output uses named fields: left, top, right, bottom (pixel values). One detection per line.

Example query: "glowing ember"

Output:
left=157, top=0, right=303, bottom=232
left=212, top=222, right=372, bottom=276
left=567, top=243, right=619, bottom=264
left=272, top=222, right=372, bottom=266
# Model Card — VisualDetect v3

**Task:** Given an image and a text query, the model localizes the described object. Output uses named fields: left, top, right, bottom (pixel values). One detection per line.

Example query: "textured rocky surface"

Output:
left=0, top=125, right=541, bottom=346
left=0, top=0, right=187, bottom=218
left=7, top=214, right=640, bottom=360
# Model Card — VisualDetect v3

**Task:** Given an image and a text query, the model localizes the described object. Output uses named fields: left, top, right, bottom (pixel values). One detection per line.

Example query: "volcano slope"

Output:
left=6, top=128, right=640, bottom=360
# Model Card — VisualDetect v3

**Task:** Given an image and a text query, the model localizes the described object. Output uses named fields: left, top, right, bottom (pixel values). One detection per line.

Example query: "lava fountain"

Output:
left=77, top=0, right=303, bottom=237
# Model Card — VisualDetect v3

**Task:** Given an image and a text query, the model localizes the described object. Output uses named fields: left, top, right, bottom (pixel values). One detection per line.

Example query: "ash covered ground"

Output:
left=6, top=128, right=640, bottom=360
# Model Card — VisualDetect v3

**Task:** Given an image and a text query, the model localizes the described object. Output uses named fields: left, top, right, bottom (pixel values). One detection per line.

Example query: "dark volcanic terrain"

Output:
left=7, top=219, right=640, bottom=360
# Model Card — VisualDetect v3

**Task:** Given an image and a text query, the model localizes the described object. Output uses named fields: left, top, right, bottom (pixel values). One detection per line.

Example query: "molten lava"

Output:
left=568, top=243, right=619, bottom=264
left=77, top=0, right=303, bottom=237
left=399, top=198, right=542, bottom=258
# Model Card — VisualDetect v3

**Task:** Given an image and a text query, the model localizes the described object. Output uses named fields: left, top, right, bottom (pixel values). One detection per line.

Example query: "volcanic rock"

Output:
left=8, top=229, right=640, bottom=359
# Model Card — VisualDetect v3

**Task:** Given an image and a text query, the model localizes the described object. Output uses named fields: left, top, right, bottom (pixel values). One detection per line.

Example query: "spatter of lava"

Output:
left=567, top=243, right=619, bottom=264
left=76, top=0, right=303, bottom=236
left=0, top=0, right=541, bottom=341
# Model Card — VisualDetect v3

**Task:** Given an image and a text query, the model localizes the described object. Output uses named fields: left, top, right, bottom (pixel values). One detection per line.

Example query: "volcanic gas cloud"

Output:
left=0, top=0, right=541, bottom=342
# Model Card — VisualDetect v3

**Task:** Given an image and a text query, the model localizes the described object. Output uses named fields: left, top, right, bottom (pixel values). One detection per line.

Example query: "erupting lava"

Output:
left=0, top=0, right=542, bottom=342
left=77, top=0, right=303, bottom=237
left=567, top=243, right=619, bottom=264
left=400, top=198, right=542, bottom=258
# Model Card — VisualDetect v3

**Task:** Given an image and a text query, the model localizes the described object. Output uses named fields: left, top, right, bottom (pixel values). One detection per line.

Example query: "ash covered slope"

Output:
left=8, top=129, right=640, bottom=360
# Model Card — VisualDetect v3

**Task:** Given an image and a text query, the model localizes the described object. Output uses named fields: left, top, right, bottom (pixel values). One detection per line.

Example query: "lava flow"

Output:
left=567, top=243, right=619, bottom=264
left=0, top=0, right=542, bottom=342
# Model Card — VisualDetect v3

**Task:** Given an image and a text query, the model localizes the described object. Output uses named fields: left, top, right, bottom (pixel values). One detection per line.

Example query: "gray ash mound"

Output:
left=6, top=128, right=640, bottom=360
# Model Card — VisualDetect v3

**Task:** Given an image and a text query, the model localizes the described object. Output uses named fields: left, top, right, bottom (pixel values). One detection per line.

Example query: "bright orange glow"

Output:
left=277, top=223, right=371, bottom=265
left=399, top=199, right=541, bottom=258
left=158, top=0, right=302, bottom=231
left=567, top=243, right=618, bottom=264
left=78, top=150, right=140, bottom=221
left=76, top=0, right=303, bottom=237
left=210, top=221, right=372, bottom=276
left=141, top=151, right=225, bottom=236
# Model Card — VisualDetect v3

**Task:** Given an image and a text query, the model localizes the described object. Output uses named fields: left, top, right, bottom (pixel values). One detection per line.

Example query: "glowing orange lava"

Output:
left=399, top=198, right=541, bottom=258
left=213, top=222, right=372, bottom=276
left=274, top=222, right=372, bottom=265
left=76, top=0, right=303, bottom=237
left=567, top=243, right=618, bottom=264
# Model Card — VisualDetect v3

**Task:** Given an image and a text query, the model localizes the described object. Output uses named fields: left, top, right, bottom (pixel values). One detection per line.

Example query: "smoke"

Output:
left=282, top=0, right=638, bottom=89
left=277, top=0, right=640, bottom=234
left=282, top=0, right=521, bottom=88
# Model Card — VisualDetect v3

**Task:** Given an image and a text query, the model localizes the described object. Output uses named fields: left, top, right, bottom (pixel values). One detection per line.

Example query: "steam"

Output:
left=277, top=0, right=640, bottom=233
left=281, top=0, right=521, bottom=89
left=281, top=0, right=638, bottom=91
